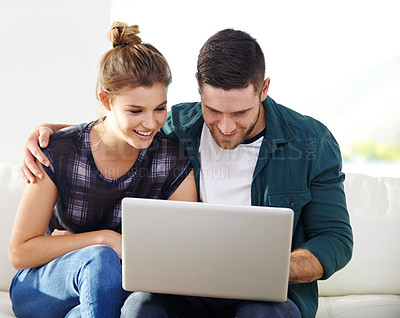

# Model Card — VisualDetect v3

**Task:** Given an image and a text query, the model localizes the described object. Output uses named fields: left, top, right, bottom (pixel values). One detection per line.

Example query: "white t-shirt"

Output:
left=199, top=124, right=263, bottom=206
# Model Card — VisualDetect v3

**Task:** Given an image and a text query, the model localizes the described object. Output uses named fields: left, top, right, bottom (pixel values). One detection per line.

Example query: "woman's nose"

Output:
left=142, top=114, right=156, bottom=129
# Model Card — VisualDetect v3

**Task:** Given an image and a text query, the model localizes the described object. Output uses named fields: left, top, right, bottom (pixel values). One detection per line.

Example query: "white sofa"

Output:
left=0, top=162, right=399, bottom=317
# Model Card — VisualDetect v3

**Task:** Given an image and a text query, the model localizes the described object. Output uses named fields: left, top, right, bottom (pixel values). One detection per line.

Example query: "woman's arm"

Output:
left=168, top=170, right=197, bottom=202
left=22, top=123, right=70, bottom=184
left=9, top=162, right=121, bottom=270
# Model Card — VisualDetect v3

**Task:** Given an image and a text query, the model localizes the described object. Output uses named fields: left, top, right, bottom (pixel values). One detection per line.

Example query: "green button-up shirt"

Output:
left=162, top=96, right=353, bottom=318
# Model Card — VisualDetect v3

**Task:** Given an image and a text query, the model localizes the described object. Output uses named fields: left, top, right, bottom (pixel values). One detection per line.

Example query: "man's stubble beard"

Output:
left=207, top=104, right=261, bottom=150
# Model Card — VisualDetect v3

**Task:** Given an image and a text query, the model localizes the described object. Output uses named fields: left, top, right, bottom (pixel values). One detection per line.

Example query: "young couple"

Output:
left=10, top=22, right=353, bottom=318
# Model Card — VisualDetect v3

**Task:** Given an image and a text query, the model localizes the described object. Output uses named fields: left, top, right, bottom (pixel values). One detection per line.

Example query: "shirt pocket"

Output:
left=267, top=190, right=312, bottom=214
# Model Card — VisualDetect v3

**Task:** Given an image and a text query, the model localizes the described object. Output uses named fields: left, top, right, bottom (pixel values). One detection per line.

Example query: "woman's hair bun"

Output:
left=108, top=21, right=142, bottom=48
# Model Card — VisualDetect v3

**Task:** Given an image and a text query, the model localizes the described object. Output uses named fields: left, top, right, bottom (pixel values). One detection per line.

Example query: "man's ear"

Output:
left=260, top=78, right=270, bottom=101
left=195, top=73, right=201, bottom=95
left=98, top=90, right=111, bottom=111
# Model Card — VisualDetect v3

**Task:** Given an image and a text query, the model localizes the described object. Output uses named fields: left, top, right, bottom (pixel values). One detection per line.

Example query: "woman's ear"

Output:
left=98, top=90, right=111, bottom=111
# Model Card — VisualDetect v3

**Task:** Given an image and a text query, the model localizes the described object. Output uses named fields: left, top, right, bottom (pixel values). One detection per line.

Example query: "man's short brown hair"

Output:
left=197, top=29, right=265, bottom=94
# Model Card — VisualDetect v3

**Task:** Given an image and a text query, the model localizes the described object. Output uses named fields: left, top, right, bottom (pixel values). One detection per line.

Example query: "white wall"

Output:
left=111, top=0, right=400, bottom=176
left=1, top=0, right=399, bottom=176
left=111, top=0, right=400, bottom=121
left=0, top=0, right=111, bottom=164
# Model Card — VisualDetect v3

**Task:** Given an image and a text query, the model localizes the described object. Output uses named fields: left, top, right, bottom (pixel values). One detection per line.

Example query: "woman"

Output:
left=8, top=22, right=197, bottom=318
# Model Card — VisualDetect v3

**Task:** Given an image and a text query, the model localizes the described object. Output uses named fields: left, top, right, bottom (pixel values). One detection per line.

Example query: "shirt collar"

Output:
left=262, top=96, right=296, bottom=154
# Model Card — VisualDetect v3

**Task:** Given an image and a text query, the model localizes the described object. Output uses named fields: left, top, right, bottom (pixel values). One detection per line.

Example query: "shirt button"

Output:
left=289, top=202, right=295, bottom=209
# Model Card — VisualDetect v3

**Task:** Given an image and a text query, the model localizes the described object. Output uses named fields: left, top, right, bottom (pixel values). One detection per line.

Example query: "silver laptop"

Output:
left=121, top=198, right=293, bottom=302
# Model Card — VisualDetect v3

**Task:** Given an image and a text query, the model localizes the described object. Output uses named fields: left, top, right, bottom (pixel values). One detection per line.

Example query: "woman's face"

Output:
left=105, top=83, right=168, bottom=150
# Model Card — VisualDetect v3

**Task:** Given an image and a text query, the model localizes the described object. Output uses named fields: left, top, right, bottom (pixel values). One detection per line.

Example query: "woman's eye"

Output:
left=155, top=107, right=166, bottom=112
left=130, top=110, right=141, bottom=114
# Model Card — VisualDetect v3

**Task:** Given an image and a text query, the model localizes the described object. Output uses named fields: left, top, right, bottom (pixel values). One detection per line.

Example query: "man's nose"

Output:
left=218, top=116, right=236, bottom=134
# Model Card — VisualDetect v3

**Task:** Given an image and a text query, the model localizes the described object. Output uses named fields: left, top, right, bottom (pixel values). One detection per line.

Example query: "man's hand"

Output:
left=289, top=248, right=324, bottom=284
left=21, top=123, right=70, bottom=183
left=21, top=125, right=53, bottom=183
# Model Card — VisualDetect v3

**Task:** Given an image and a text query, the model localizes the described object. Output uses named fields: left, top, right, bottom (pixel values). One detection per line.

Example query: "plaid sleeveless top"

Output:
left=42, top=121, right=192, bottom=235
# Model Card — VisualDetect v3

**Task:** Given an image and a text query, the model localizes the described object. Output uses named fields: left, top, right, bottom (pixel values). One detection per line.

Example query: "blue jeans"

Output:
left=10, top=245, right=131, bottom=318
left=121, top=292, right=302, bottom=318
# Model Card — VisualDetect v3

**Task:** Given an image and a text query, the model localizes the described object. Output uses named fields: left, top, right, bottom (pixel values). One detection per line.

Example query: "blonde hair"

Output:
left=96, top=22, right=172, bottom=100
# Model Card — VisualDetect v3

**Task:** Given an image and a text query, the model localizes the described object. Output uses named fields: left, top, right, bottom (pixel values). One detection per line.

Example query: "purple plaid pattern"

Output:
left=43, top=121, right=191, bottom=235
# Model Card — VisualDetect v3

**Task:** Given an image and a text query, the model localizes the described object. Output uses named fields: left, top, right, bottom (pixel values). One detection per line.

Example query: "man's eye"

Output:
left=130, top=110, right=141, bottom=114
left=155, top=107, right=166, bottom=112
left=234, top=111, right=247, bottom=116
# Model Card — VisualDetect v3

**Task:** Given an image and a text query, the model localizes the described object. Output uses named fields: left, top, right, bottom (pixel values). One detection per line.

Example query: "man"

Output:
left=22, top=29, right=353, bottom=318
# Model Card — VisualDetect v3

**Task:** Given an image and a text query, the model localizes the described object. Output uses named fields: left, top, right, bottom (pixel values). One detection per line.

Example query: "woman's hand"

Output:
left=52, top=229, right=74, bottom=236
left=52, top=229, right=123, bottom=258
left=98, top=230, right=123, bottom=259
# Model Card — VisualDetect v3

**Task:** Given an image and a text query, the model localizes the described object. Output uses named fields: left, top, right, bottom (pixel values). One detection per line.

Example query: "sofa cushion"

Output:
left=316, top=294, right=400, bottom=318
left=318, top=173, right=400, bottom=296
left=0, top=163, right=23, bottom=292
left=0, top=292, right=14, bottom=317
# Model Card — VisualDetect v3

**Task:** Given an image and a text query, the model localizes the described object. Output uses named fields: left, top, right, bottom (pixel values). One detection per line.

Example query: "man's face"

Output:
left=200, top=80, right=269, bottom=149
